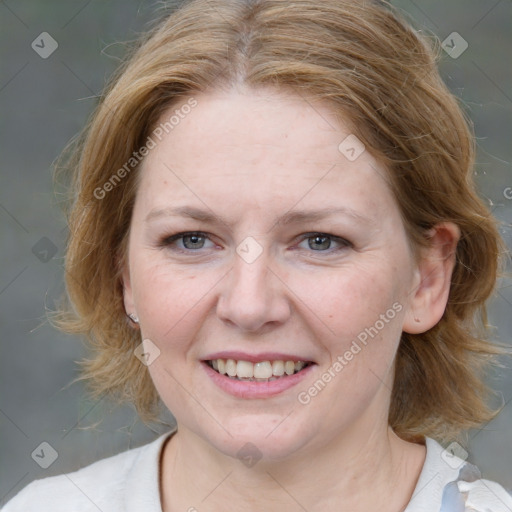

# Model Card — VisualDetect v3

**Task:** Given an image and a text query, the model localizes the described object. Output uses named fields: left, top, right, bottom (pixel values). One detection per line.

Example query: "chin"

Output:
left=195, top=412, right=316, bottom=463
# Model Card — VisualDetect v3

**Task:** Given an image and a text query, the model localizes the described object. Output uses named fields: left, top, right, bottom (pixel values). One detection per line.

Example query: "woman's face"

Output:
left=123, top=87, right=421, bottom=461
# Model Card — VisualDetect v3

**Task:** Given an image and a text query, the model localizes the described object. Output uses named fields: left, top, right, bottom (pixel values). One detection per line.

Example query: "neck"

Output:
left=160, top=419, right=425, bottom=512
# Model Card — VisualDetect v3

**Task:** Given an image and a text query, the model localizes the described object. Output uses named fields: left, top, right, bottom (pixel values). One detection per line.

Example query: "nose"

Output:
left=215, top=246, right=291, bottom=333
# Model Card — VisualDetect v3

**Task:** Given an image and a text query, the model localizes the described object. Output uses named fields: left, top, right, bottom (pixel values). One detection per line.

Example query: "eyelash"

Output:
left=159, top=231, right=352, bottom=255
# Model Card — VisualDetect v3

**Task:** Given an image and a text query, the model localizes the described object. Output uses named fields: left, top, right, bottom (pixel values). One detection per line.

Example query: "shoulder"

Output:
left=406, top=437, right=512, bottom=512
left=1, top=430, right=175, bottom=512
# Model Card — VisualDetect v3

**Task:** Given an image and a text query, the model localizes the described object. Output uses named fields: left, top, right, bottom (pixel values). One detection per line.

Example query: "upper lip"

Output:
left=202, top=351, right=316, bottom=364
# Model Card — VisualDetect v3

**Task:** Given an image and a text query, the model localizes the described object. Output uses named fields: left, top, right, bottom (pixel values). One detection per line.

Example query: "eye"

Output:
left=296, top=232, right=352, bottom=253
left=159, top=231, right=352, bottom=255
left=160, top=231, right=216, bottom=252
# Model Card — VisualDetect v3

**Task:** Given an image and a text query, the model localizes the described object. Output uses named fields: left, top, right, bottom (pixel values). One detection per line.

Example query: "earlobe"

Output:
left=402, top=222, right=460, bottom=334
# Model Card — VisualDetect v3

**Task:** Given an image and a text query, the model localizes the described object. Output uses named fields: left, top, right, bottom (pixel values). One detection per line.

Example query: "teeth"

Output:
left=208, top=358, right=309, bottom=380
left=225, top=359, right=237, bottom=377
left=272, top=360, right=285, bottom=376
left=254, top=361, right=273, bottom=379
left=236, top=360, right=254, bottom=378
left=284, top=361, right=295, bottom=375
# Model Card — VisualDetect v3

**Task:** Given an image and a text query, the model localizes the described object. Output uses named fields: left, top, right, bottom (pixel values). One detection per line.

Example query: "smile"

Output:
left=205, top=358, right=313, bottom=382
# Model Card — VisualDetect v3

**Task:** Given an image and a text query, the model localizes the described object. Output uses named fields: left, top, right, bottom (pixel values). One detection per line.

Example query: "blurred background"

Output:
left=1, top=0, right=511, bottom=505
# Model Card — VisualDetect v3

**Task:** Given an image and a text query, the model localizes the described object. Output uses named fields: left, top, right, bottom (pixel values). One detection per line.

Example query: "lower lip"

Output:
left=202, top=361, right=316, bottom=399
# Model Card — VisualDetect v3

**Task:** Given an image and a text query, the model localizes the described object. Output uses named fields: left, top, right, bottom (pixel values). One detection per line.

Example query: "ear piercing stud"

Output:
left=128, top=313, right=139, bottom=324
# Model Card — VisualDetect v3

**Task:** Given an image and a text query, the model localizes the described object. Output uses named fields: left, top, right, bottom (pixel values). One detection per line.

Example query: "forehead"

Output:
left=136, top=88, right=395, bottom=221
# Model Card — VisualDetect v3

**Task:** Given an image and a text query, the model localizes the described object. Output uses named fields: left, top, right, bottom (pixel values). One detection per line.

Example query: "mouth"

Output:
left=204, top=358, right=315, bottom=382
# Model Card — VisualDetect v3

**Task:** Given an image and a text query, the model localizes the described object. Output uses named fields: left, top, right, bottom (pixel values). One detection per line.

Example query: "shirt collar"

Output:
left=405, top=437, right=480, bottom=512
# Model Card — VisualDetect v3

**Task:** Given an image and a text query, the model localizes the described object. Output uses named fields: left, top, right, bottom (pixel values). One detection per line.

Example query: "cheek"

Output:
left=131, top=256, right=218, bottom=354
left=297, top=267, right=405, bottom=408
left=302, top=264, right=406, bottom=402
left=302, top=264, right=403, bottom=340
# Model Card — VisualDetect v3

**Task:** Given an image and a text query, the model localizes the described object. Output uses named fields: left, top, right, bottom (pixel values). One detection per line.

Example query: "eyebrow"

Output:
left=145, top=205, right=371, bottom=226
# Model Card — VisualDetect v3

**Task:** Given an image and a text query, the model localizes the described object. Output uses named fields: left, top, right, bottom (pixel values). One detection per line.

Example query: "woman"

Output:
left=4, top=0, right=512, bottom=510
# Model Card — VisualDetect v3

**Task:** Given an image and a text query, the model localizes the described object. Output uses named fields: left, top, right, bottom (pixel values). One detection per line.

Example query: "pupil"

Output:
left=185, top=234, right=203, bottom=249
left=310, top=235, right=330, bottom=250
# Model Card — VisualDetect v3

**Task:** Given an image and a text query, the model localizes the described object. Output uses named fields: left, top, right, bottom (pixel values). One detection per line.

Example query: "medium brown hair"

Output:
left=53, top=0, right=510, bottom=442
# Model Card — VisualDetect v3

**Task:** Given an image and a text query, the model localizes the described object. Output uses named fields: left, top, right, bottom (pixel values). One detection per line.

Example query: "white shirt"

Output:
left=3, top=430, right=512, bottom=511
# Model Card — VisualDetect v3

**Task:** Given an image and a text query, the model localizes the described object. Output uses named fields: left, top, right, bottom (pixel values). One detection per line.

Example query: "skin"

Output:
left=122, top=86, right=460, bottom=512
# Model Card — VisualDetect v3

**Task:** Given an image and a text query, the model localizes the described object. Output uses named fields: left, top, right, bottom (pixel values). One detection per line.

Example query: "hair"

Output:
left=52, top=0, right=510, bottom=443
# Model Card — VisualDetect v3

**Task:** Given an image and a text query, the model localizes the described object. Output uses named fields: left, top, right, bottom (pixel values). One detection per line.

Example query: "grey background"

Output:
left=1, top=0, right=511, bottom=505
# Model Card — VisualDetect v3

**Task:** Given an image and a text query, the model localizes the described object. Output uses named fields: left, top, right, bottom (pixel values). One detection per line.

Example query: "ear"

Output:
left=402, top=222, right=460, bottom=334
